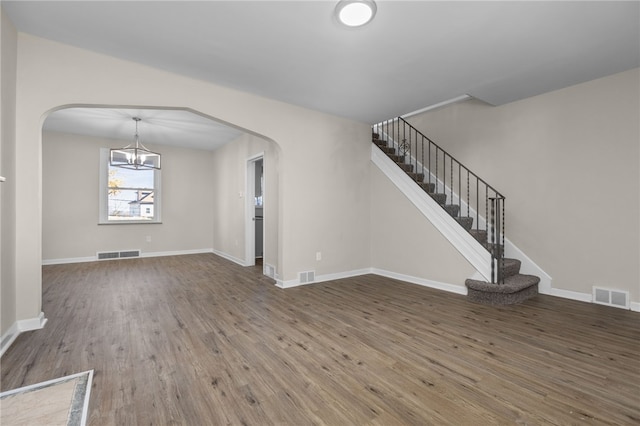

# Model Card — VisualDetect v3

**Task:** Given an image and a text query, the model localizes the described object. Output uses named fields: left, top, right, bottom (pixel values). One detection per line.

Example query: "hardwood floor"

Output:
left=1, top=253, right=639, bottom=425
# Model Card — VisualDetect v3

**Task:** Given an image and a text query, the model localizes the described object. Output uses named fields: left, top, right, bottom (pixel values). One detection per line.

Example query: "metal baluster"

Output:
left=466, top=170, right=470, bottom=217
left=489, top=198, right=496, bottom=283
left=476, top=180, right=479, bottom=235
left=435, top=147, right=439, bottom=193
left=485, top=187, right=488, bottom=236
left=501, top=197, right=505, bottom=284
left=450, top=155, right=453, bottom=209
left=421, top=135, right=424, bottom=180
left=458, top=163, right=461, bottom=213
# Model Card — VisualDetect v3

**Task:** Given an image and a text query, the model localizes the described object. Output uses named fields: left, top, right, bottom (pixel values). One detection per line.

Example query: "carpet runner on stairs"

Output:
left=373, top=131, right=539, bottom=305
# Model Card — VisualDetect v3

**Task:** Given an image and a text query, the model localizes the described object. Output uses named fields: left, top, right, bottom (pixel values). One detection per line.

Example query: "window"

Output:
left=99, top=148, right=161, bottom=223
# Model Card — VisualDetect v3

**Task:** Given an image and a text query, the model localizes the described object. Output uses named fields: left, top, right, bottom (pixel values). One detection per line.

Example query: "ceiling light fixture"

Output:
left=335, top=0, right=377, bottom=28
left=110, top=117, right=161, bottom=170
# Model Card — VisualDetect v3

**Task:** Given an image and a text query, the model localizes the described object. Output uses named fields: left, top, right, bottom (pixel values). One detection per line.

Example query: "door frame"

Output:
left=245, top=152, right=264, bottom=268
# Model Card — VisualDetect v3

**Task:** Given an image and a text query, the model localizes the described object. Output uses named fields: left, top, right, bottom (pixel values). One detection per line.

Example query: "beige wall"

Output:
left=12, top=33, right=372, bottom=322
left=210, top=133, right=280, bottom=273
left=370, top=166, right=476, bottom=284
left=406, top=68, right=640, bottom=302
left=1, top=8, right=18, bottom=337
left=42, top=131, right=216, bottom=261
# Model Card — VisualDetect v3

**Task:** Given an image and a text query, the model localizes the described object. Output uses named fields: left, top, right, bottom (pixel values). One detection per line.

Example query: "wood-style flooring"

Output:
left=1, top=254, right=639, bottom=425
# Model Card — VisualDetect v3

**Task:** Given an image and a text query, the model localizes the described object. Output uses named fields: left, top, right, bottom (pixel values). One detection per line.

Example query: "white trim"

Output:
left=17, top=312, right=48, bottom=332
left=371, top=268, right=467, bottom=295
left=42, top=256, right=97, bottom=265
left=1, top=312, right=48, bottom=358
left=0, top=322, right=19, bottom=358
left=544, top=287, right=592, bottom=303
left=372, top=146, right=493, bottom=281
left=400, top=95, right=472, bottom=119
left=631, top=301, right=640, bottom=312
left=212, top=249, right=247, bottom=267
left=42, top=248, right=214, bottom=265
left=276, top=268, right=371, bottom=289
left=140, top=248, right=212, bottom=258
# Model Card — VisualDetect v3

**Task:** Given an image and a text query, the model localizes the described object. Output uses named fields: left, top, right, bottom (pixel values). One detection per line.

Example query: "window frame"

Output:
left=99, top=148, right=162, bottom=224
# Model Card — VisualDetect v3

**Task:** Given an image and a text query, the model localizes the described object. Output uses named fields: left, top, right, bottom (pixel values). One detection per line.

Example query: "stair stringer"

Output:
left=372, top=146, right=493, bottom=282
left=372, top=129, right=552, bottom=293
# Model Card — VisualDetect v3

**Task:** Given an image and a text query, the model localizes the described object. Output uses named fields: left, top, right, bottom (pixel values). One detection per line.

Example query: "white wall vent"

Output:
left=264, top=264, right=276, bottom=279
left=299, top=270, right=315, bottom=284
left=593, top=287, right=630, bottom=309
left=97, top=250, right=141, bottom=260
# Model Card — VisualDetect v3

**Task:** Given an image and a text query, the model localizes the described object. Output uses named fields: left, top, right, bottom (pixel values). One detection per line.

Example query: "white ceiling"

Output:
left=5, top=1, right=640, bottom=145
left=44, top=108, right=244, bottom=151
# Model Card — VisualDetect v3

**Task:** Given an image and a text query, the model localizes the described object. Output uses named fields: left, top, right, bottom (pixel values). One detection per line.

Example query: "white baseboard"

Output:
left=276, top=268, right=371, bottom=289
left=276, top=265, right=639, bottom=312
left=42, top=256, right=96, bottom=265
left=141, top=248, right=214, bottom=258
left=212, top=249, right=247, bottom=267
left=1, top=312, right=48, bottom=358
left=372, top=268, right=468, bottom=295
left=0, top=322, right=19, bottom=358
left=42, top=249, right=215, bottom=265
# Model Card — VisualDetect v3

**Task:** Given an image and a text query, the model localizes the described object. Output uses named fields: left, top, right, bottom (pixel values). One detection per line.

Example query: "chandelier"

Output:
left=110, top=117, right=161, bottom=170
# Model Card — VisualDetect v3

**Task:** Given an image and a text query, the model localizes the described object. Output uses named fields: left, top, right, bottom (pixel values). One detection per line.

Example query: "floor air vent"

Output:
left=593, top=287, right=629, bottom=309
left=97, top=250, right=141, bottom=260
left=299, top=271, right=315, bottom=284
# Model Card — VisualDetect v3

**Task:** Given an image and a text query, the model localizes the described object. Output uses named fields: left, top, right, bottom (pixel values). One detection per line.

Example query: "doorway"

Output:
left=254, top=159, right=264, bottom=260
left=245, top=153, right=264, bottom=268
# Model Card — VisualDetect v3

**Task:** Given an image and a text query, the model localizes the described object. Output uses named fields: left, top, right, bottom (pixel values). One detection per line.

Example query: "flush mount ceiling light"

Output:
left=335, top=0, right=377, bottom=28
left=110, top=117, right=161, bottom=170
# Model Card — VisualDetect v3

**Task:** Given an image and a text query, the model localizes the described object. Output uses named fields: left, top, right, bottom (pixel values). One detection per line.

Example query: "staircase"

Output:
left=372, top=119, right=539, bottom=305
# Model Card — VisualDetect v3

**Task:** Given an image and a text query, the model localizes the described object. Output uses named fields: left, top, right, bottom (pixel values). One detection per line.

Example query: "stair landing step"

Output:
left=465, top=274, right=539, bottom=294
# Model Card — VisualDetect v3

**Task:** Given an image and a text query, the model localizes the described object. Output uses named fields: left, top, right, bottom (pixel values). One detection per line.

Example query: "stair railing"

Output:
left=373, top=117, right=505, bottom=284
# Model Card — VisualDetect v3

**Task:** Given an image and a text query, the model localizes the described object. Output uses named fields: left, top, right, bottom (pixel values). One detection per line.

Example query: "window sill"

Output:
left=99, top=221, right=162, bottom=225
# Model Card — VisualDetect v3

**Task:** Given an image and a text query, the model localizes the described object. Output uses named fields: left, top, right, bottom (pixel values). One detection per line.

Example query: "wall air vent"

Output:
left=299, top=271, right=315, bottom=284
left=97, top=250, right=141, bottom=260
left=593, top=286, right=629, bottom=309
left=264, top=264, right=276, bottom=279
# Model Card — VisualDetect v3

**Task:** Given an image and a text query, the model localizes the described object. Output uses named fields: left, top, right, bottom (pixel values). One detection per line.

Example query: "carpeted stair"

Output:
left=372, top=132, right=539, bottom=305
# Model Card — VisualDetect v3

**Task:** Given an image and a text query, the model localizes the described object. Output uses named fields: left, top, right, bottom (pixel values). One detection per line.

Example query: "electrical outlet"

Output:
left=316, top=252, right=322, bottom=261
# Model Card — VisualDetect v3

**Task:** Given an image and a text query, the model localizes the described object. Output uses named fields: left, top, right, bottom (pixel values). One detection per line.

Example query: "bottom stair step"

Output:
left=465, top=274, right=539, bottom=305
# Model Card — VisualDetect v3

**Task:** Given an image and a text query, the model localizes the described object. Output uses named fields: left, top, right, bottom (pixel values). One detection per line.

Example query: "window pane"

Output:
left=109, top=166, right=154, bottom=190
left=108, top=189, right=155, bottom=220
left=107, top=166, right=155, bottom=221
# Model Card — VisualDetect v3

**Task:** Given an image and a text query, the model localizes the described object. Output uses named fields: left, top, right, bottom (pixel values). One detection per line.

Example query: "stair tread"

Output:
left=465, top=274, right=540, bottom=293
left=456, top=216, right=474, bottom=231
